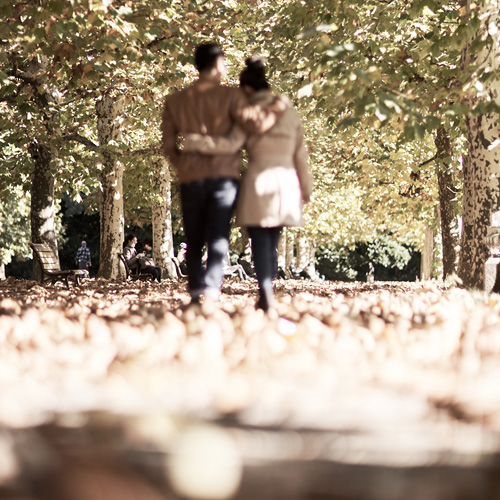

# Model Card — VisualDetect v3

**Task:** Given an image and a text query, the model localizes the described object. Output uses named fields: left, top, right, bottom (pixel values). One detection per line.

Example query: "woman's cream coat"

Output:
left=183, top=90, right=312, bottom=228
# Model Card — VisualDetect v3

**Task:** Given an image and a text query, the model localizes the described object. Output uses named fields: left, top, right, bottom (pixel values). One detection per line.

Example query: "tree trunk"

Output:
left=308, top=241, right=316, bottom=277
left=26, top=56, right=60, bottom=282
left=435, top=126, right=459, bottom=279
left=296, top=232, right=310, bottom=271
left=0, top=263, right=5, bottom=280
left=285, top=229, right=295, bottom=278
left=239, top=229, right=251, bottom=257
left=459, top=114, right=498, bottom=288
left=96, top=96, right=124, bottom=279
left=295, top=232, right=316, bottom=277
left=420, top=224, right=435, bottom=280
left=277, top=229, right=296, bottom=277
left=459, top=0, right=500, bottom=289
left=29, top=141, right=58, bottom=282
left=151, top=157, right=176, bottom=279
left=277, top=229, right=285, bottom=271
left=277, top=228, right=289, bottom=276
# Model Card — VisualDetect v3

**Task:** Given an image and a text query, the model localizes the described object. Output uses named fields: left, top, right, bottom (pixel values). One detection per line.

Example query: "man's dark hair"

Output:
left=194, top=43, right=224, bottom=72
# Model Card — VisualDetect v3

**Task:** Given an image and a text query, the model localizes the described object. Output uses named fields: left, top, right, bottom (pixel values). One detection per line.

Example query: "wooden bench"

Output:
left=30, top=242, right=88, bottom=287
left=117, top=253, right=154, bottom=281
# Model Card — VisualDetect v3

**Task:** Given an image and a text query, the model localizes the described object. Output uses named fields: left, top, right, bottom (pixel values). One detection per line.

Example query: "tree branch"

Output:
left=62, top=134, right=99, bottom=149
left=122, top=146, right=163, bottom=157
left=0, top=94, right=18, bottom=104
left=7, top=68, right=39, bottom=86
left=417, top=154, right=437, bottom=169
left=60, top=137, right=162, bottom=157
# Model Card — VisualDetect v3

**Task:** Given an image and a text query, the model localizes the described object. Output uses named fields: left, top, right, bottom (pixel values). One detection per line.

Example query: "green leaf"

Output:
left=414, top=124, right=425, bottom=139
left=46, top=0, right=65, bottom=15
left=337, top=116, right=360, bottom=129
left=379, top=93, right=403, bottom=114
left=298, top=23, right=339, bottom=39
left=375, top=103, right=391, bottom=122
left=444, top=103, right=469, bottom=116
left=424, top=116, right=441, bottom=130
left=404, top=123, right=416, bottom=141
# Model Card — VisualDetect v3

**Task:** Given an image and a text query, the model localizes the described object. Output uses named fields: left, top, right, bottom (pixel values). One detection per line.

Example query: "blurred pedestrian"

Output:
left=75, top=240, right=92, bottom=271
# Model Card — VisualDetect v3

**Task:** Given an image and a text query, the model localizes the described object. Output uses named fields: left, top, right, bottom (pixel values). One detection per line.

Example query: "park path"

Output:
left=1, top=277, right=500, bottom=499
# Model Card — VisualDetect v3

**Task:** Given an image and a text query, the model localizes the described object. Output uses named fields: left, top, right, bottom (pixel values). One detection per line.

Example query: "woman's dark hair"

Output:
left=239, top=56, right=270, bottom=91
left=194, top=43, right=224, bottom=72
left=124, top=234, right=136, bottom=245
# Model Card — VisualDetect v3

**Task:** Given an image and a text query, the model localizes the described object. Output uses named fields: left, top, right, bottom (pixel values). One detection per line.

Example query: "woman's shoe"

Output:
left=256, top=288, right=274, bottom=312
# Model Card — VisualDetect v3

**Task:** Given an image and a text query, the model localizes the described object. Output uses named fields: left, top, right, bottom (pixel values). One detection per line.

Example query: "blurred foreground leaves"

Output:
left=0, top=277, right=499, bottom=430
left=2, top=277, right=500, bottom=499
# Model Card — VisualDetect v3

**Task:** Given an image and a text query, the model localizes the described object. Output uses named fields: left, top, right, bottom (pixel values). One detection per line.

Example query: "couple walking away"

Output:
left=161, top=42, right=312, bottom=313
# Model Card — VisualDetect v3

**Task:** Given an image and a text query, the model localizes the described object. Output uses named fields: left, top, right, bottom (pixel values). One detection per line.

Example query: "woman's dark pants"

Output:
left=248, top=226, right=282, bottom=308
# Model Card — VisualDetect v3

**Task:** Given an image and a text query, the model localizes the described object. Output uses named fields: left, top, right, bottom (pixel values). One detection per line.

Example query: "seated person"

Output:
left=224, top=263, right=250, bottom=280
left=223, top=251, right=250, bottom=281
left=177, top=242, right=188, bottom=276
left=123, top=234, right=162, bottom=282
left=238, top=247, right=255, bottom=277
left=170, top=242, right=188, bottom=279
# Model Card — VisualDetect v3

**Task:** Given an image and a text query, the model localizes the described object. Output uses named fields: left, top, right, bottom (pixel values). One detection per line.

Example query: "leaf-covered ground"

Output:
left=1, top=277, right=500, bottom=499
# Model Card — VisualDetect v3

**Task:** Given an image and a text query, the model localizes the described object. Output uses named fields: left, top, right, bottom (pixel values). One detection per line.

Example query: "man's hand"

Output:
left=181, top=134, right=219, bottom=152
left=269, top=95, right=291, bottom=114
left=239, top=105, right=262, bottom=123
left=237, top=95, right=291, bottom=134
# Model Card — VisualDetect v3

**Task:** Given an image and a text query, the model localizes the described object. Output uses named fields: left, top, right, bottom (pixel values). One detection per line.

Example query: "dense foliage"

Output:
left=0, top=0, right=496, bottom=279
left=316, top=234, right=419, bottom=282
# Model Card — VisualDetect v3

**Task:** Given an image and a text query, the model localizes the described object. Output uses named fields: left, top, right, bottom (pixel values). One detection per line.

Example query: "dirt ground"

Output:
left=1, top=276, right=500, bottom=499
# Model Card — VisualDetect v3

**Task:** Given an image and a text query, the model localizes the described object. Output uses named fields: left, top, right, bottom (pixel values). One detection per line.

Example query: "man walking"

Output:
left=161, top=43, right=281, bottom=306
left=75, top=240, right=91, bottom=272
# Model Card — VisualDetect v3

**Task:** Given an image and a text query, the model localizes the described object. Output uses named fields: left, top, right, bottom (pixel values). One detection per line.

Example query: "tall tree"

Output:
left=435, top=125, right=460, bottom=279
left=2, top=41, right=63, bottom=279
left=151, top=157, right=177, bottom=279
left=95, top=95, right=124, bottom=278
left=270, top=0, right=480, bottom=279
left=458, top=0, right=500, bottom=288
left=3, top=0, right=495, bottom=286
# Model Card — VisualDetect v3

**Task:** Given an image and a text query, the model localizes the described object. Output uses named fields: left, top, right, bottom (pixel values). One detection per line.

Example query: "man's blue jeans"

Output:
left=180, top=178, right=238, bottom=300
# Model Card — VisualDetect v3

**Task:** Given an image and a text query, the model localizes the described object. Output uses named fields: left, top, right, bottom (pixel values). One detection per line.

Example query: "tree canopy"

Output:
left=0, top=0, right=496, bottom=278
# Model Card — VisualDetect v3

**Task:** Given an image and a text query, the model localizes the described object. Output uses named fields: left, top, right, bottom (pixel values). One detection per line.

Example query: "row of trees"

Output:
left=1, top=0, right=499, bottom=287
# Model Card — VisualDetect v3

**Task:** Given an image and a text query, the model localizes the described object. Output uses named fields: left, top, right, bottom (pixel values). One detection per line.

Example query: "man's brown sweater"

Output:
left=161, top=78, right=248, bottom=183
